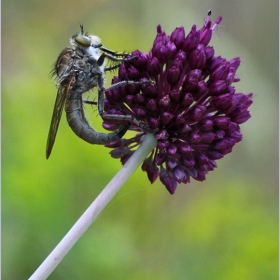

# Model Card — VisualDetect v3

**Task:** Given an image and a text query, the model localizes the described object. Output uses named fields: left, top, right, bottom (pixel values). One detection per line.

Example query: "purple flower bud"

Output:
left=209, top=56, right=227, bottom=71
left=110, top=146, right=129, bottom=159
left=160, top=167, right=177, bottom=194
left=167, top=143, right=177, bottom=155
left=175, top=113, right=186, bottom=125
left=209, top=61, right=230, bottom=81
left=167, top=66, right=181, bottom=85
left=227, top=137, right=236, bottom=148
left=166, top=156, right=178, bottom=169
left=171, top=57, right=184, bottom=69
left=159, top=95, right=171, bottom=108
left=213, top=116, right=230, bottom=129
left=225, top=122, right=239, bottom=135
left=102, top=121, right=118, bottom=131
left=181, top=92, right=194, bottom=107
left=157, top=24, right=163, bottom=33
left=120, top=151, right=133, bottom=165
left=149, top=117, right=160, bottom=129
left=178, top=124, right=192, bottom=134
left=195, top=151, right=209, bottom=165
left=170, top=27, right=185, bottom=48
left=125, top=95, right=134, bottom=107
left=118, top=63, right=128, bottom=80
left=181, top=155, right=195, bottom=167
left=105, top=139, right=123, bottom=148
left=188, top=105, right=206, bottom=122
left=142, top=83, right=158, bottom=98
left=131, top=50, right=148, bottom=71
left=126, top=83, right=139, bottom=95
left=107, top=85, right=123, bottom=102
left=153, top=31, right=167, bottom=51
left=189, top=130, right=201, bottom=143
left=195, top=81, right=208, bottom=100
left=215, top=130, right=225, bottom=139
left=199, top=20, right=212, bottom=45
left=211, top=93, right=232, bottom=110
left=166, top=41, right=177, bottom=59
left=207, top=150, right=224, bottom=160
left=176, top=50, right=187, bottom=61
left=190, top=44, right=206, bottom=69
left=135, top=93, right=146, bottom=105
left=183, top=69, right=202, bottom=91
left=229, top=57, right=241, bottom=70
left=161, top=112, right=174, bottom=126
left=205, top=46, right=215, bottom=62
left=155, top=152, right=167, bottom=165
left=173, top=165, right=188, bottom=183
left=226, top=72, right=237, bottom=84
left=142, top=157, right=159, bottom=184
left=135, top=108, right=146, bottom=118
left=127, top=65, right=140, bottom=80
left=147, top=57, right=160, bottom=76
left=192, top=170, right=206, bottom=182
left=169, top=90, right=181, bottom=102
left=230, top=107, right=251, bottom=124
left=186, top=167, right=196, bottom=178
left=182, top=25, right=200, bottom=52
left=212, top=138, right=229, bottom=151
left=146, top=99, right=157, bottom=111
left=178, top=143, right=192, bottom=154
left=229, top=130, right=242, bottom=142
left=155, top=130, right=168, bottom=141
left=154, top=42, right=168, bottom=64
left=200, top=132, right=215, bottom=143
left=223, top=95, right=241, bottom=114
left=222, top=147, right=233, bottom=156
left=141, top=157, right=150, bottom=171
left=198, top=119, right=214, bottom=131
left=208, top=80, right=228, bottom=95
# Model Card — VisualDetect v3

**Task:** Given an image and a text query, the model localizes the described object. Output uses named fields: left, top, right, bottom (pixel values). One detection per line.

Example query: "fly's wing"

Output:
left=46, top=84, right=69, bottom=159
left=46, top=48, right=75, bottom=159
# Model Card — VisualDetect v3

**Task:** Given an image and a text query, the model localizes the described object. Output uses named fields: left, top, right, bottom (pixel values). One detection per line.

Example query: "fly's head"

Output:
left=70, top=25, right=102, bottom=60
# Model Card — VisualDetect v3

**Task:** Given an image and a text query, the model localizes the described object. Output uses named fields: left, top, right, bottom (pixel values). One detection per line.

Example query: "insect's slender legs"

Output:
left=97, top=80, right=154, bottom=132
left=97, top=52, right=137, bottom=67
left=104, top=64, right=121, bottom=72
left=83, top=100, right=97, bottom=105
left=114, top=123, right=131, bottom=138
left=98, top=46, right=130, bottom=57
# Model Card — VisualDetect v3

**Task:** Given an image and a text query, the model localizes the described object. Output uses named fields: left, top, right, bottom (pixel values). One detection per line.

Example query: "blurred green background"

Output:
left=2, top=0, right=278, bottom=279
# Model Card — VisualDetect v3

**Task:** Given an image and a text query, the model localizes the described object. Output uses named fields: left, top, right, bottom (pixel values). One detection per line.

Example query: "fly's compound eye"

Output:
left=75, top=34, right=91, bottom=47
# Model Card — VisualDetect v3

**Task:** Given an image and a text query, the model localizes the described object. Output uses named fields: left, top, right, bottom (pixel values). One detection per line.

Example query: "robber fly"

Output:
left=46, top=25, right=148, bottom=159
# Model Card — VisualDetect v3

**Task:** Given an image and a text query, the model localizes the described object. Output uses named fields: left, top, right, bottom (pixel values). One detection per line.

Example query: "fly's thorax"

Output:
left=72, top=53, right=102, bottom=92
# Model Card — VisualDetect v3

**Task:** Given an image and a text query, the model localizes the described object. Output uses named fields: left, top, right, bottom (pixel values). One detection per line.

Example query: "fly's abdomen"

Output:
left=65, top=92, right=128, bottom=145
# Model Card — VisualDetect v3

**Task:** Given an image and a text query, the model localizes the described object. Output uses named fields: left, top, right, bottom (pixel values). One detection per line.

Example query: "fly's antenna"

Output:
left=80, top=24, right=84, bottom=35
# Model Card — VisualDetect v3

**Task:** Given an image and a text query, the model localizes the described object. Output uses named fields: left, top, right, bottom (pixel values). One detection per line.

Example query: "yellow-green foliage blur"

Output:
left=2, top=0, right=278, bottom=279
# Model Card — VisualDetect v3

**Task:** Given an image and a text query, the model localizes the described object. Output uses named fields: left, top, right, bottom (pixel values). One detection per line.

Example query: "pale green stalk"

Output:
left=29, top=133, right=157, bottom=280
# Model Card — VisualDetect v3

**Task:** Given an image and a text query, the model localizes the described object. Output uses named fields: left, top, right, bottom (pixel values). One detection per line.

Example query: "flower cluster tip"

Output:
left=103, top=14, right=253, bottom=194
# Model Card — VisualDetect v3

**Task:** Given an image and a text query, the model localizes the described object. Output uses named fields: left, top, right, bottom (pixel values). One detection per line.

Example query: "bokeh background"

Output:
left=2, top=0, right=278, bottom=279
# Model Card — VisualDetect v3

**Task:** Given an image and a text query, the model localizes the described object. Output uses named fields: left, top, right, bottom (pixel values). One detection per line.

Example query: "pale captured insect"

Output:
left=46, top=25, right=150, bottom=159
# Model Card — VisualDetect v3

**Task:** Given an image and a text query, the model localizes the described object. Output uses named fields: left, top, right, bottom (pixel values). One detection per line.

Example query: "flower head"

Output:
left=103, top=14, right=253, bottom=194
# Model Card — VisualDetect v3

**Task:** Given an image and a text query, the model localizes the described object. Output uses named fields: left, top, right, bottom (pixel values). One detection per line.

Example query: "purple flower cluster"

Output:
left=103, top=15, right=253, bottom=194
